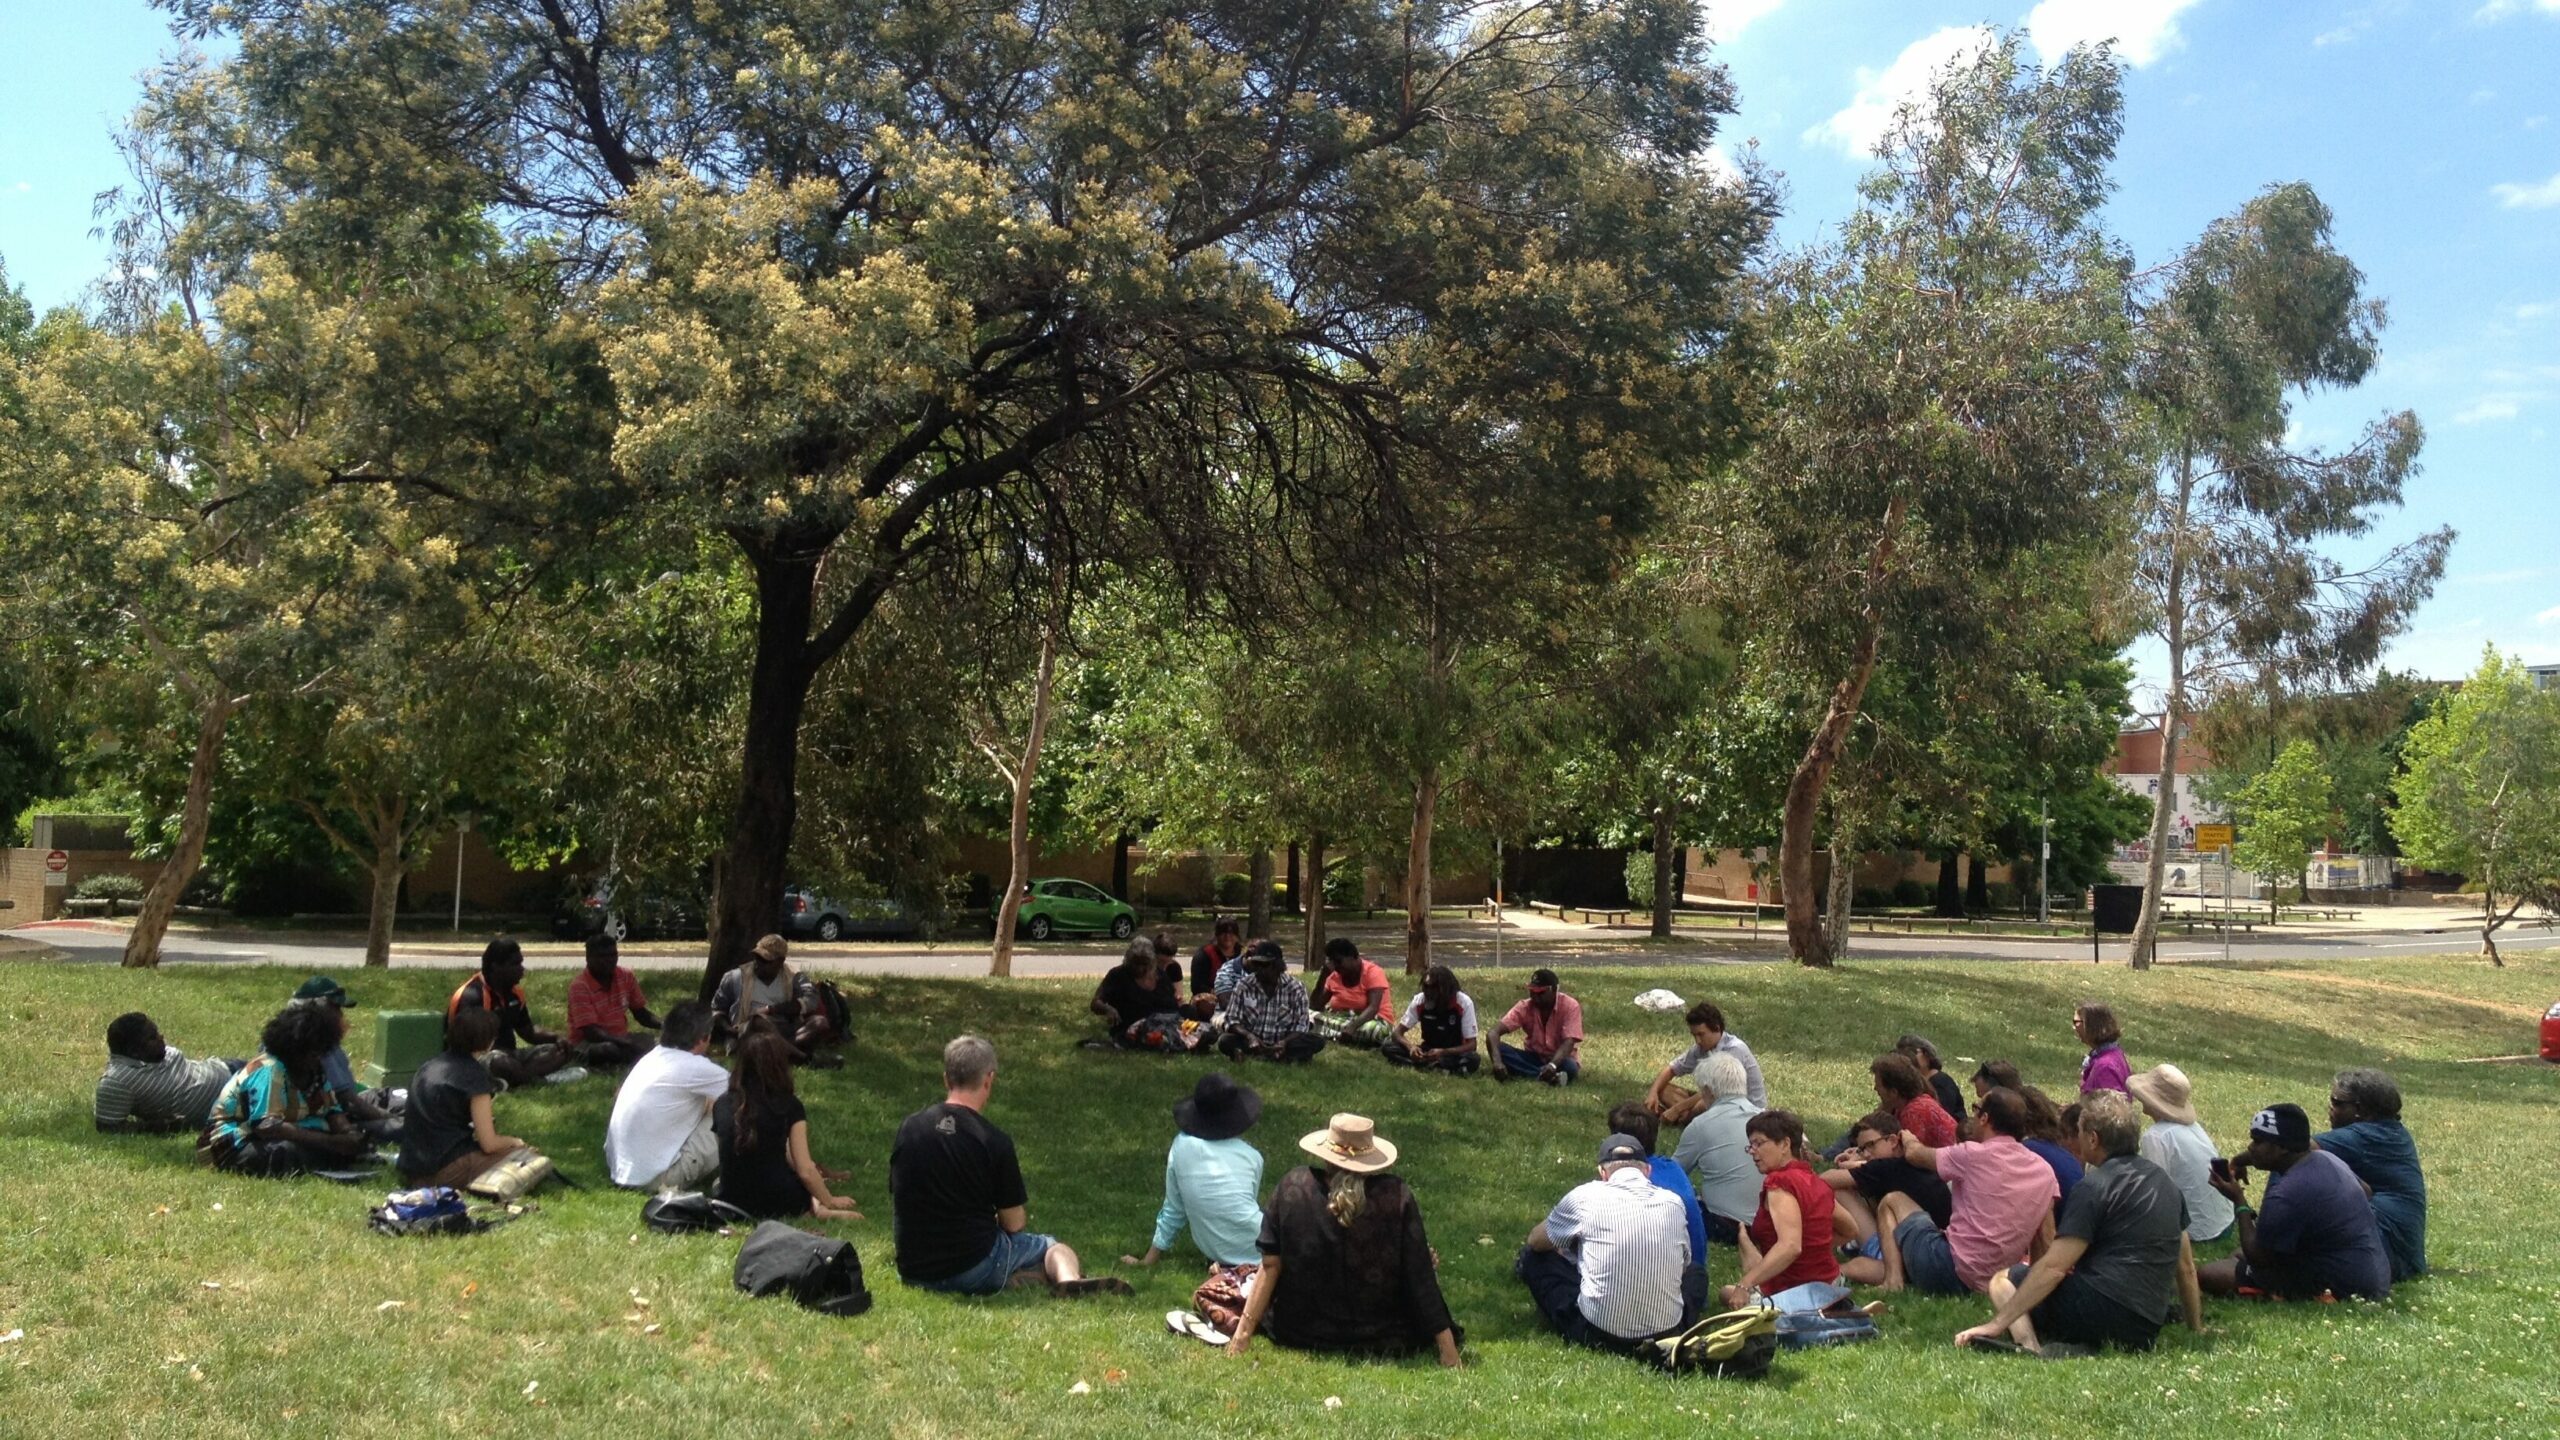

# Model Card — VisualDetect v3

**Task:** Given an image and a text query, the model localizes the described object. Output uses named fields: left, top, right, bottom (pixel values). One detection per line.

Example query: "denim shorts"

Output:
left=1894, top=1212, right=1966, bottom=1296
left=915, top=1229, right=1057, bottom=1296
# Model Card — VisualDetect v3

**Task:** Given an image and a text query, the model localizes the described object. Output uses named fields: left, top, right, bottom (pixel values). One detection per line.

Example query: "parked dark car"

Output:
left=781, top=885, right=924, bottom=942
left=552, top=875, right=706, bottom=941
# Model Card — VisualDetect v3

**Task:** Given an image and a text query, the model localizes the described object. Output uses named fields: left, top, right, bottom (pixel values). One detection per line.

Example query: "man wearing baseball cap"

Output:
left=2196, top=1101, right=2390, bottom=1301
left=1487, top=969, right=1583, bottom=1086
left=1516, top=1133, right=1701, bottom=1352
left=291, top=975, right=401, bottom=1143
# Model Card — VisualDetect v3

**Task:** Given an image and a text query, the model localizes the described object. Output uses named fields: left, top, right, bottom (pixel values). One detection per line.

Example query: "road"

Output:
left=11, top=911, right=2553, bottom=978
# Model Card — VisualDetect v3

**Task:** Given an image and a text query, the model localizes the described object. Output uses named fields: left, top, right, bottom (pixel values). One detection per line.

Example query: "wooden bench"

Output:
left=1568, top=907, right=1633, bottom=926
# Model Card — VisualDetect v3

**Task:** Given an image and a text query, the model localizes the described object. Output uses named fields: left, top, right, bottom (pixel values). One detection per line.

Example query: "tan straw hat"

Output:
left=2126, top=1063, right=2200, bottom=1127
left=1299, top=1112, right=1399, bottom=1174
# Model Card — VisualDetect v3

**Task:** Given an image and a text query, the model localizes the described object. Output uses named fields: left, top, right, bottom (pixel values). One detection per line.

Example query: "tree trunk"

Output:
left=362, top=801, right=408, bottom=970
left=988, top=629, right=1061, bottom=979
left=2480, top=858, right=2503, bottom=967
left=1824, top=837, right=1856, bottom=960
left=1247, top=847, right=1275, bottom=939
left=1650, top=794, right=1677, bottom=938
left=1285, top=841, right=1302, bottom=914
left=1110, top=831, right=1132, bottom=901
left=1404, top=767, right=1439, bottom=977
left=121, top=691, right=237, bottom=969
left=1303, top=834, right=1328, bottom=963
left=1935, top=851, right=1964, bottom=918
left=1966, top=853, right=1989, bottom=912
left=1781, top=498, right=1907, bottom=967
left=702, top=549, right=820, bottom=999
left=2128, top=457, right=2195, bottom=971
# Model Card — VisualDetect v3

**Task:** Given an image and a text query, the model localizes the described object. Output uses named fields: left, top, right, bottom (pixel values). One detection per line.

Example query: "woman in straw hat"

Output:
left=2128, top=1063, right=2233, bottom=1243
left=1222, top=1113, right=1463, bottom=1367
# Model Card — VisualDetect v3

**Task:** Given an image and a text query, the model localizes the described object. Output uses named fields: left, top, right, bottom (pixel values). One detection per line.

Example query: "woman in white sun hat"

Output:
left=2128, top=1063, right=2234, bottom=1243
left=1221, top=1113, right=1462, bottom=1367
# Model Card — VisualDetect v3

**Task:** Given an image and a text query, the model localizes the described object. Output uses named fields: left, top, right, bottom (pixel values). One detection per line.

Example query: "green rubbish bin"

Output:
left=366, top=1009, right=445, bottom=1089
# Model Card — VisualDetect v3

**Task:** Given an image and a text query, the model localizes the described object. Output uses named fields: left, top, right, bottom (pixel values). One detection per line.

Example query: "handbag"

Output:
left=733, top=1220, right=873, bottom=1317
left=464, top=1146, right=556, bottom=1203
left=643, top=1191, right=756, bottom=1235
left=1646, top=1306, right=1779, bottom=1378
left=368, top=1185, right=521, bottom=1237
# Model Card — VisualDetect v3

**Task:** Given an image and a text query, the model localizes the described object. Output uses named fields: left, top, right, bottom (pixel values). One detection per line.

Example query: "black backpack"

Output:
left=642, top=1191, right=755, bottom=1235
left=733, top=1220, right=873, bottom=1317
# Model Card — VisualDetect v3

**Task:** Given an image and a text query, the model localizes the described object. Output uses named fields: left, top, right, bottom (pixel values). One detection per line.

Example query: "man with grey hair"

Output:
left=1517, top=1133, right=1701, bottom=1350
left=1670, top=1048, right=1763, bottom=1243
left=1955, top=1090, right=2203, bottom=1353
left=2316, top=1067, right=2427, bottom=1281
left=890, top=1035, right=1131, bottom=1297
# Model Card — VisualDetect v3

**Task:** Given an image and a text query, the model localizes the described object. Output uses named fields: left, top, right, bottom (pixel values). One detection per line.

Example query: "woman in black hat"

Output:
left=1125, top=1073, right=1271, bottom=1342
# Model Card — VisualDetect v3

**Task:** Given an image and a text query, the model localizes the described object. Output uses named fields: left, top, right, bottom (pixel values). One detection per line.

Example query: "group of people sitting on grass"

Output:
left=93, top=917, right=2430, bottom=1366
left=1090, top=927, right=1586, bottom=1084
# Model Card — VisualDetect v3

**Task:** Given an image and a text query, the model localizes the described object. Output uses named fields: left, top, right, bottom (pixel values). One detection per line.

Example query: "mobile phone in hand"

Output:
left=2209, top=1157, right=2234, bottom=1184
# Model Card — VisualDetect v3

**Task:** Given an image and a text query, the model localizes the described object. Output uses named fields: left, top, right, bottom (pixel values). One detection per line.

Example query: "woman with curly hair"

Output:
left=198, top=1002, right=367, bottom=1176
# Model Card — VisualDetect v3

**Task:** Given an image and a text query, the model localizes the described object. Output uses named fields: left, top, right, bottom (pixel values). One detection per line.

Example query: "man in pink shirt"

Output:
left=1488, top=969, right=1583, bottom=1086
left=1873, top=1087, right=2056, bottom=1294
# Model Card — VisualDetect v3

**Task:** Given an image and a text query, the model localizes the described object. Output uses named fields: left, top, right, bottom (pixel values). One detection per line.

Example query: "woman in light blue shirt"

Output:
left=1124, top=1072, right=1266, bottom=1269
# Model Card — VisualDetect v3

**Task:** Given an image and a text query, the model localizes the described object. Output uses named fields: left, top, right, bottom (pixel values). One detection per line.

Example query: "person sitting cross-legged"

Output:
left=716, top=1023, right=861, bottom=1221
left=604, top=1001, right=729, bottom=1193
left=1091, top=937, right=1191, bottom=1050
left=566, top=934, right=661, bottom=1069
left=2198, top=1102, right=2390, bottom=1302
left=1518, top=1133, right=1704, bottom=1353
left=1669, top=1049, right=1765, bottom=1245
left=710, top=934, right=840, bottom=1064
left=448, top=937, right=572, bottom=1087
left=1379, top=964, right=1480, bottom=1074
left=1190, top=918, right=1243, bottom=1020
left=1872, top=1086, right=2057, bottom=1296
left=1487, top=968, right=1583, bottom=1085
left=96, top=1012, right=240, bottom=1135
left=1954, top=1090, right=2205, bottom=1354
left=197, top=1003, right=368, bottom=1176
left=1217, top=941, right=1326, bottom=1063
left=396, top=1007, right=533, bottom=1190
left=290, top=976, right=402, bottom=1144
left=1308, top=938, right=1394, bottom=1048
left=891, top=1035, right=1132, bottom=1297
left=1645, top=1000, right=1766, bottom=1124
left=2317, top=1067, right=2426, bottom=1282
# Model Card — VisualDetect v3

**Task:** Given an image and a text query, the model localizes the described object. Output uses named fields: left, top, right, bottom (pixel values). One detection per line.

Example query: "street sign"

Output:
left=1746, top=881, right=1759, bottom=901
left=43, top=849, right=69, bottom=887
left=2193, top=824, right=2234, bottom=852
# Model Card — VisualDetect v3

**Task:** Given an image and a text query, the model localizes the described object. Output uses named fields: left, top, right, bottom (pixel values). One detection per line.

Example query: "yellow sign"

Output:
left=2193, top=824, right=2234, bottom=852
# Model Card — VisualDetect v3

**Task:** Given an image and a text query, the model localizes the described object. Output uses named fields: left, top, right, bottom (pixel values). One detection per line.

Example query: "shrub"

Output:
left=1987, top=881, right=2022, bottom=912
left=1890, top=879, right=1931, bottom=907
left=1213, top=871, right=1251, bottom=906
left=72, top=873, right=146, bottom=902
left=1852, top=885, right=1895, bottom=910
left=1623, top=851, right=1655, bottom=909
left=1322, top=860, right=1364, bottom=909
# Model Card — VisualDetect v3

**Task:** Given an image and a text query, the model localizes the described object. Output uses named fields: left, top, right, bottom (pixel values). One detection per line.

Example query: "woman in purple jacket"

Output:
left=2074, top=1003, right=2130, bottom=1095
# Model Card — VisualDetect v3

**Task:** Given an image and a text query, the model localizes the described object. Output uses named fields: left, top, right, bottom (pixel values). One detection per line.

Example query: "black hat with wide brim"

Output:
left=1174, top=1071, right=1263, bottom=1141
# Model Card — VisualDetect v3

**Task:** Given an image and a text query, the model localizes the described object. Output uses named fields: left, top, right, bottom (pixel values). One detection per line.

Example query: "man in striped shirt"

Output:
left=96, top=1013, right=240, bottom=1133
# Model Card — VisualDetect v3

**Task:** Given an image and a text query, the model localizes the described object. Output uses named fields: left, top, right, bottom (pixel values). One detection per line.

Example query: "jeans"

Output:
left=1496, top=1043, right=1581, bottom=1081
left=913, top=1229, right=1057, bottom=1295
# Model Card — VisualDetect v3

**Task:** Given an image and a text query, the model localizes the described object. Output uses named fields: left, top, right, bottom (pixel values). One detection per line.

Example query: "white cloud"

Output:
left=2492, top=171, right=2560, bottom=208
left=2025, top=0, right=2208, bottom=67
left=1705, top=0, right=1788, bottom=46
left=2476, top=0, right=2560, bottom=18
left=2518, top=301, right=2559, bottom=321
left=2455, top=395, right=2525, bottom=423
left=2313, top=23, right=2366, bottom=46
left=2538, top=603, right=2560, bottom=625
left=1806, top=25, right=1993, bottom=160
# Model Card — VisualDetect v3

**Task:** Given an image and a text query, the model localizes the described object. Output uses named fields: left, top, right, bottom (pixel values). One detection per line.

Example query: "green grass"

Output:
left=3, top=952, right=2555, bottom=1438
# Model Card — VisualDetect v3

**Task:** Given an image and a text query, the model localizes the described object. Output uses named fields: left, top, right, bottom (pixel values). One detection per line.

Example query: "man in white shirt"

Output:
left=1517, top=1134, right=1701, bottom=1349
left=605, top=1002, right=731, bottom=1192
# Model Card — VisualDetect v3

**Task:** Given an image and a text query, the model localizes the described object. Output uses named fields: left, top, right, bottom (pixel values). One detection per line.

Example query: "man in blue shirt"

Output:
left=2316, top=1067, right=2427, bottom=1282
left=1608, top=1102, right=1708, bottom=1267
left=2198, top=1102, right=2390, bottom=1302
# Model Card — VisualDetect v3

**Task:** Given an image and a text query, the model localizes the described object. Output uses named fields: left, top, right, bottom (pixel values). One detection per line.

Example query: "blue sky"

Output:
left=3, top=0, right=2555, bottom=697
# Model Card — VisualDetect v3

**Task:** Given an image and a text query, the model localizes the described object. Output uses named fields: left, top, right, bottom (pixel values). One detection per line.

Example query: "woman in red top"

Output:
left=1725, top=1109, right=1840, bottom=1307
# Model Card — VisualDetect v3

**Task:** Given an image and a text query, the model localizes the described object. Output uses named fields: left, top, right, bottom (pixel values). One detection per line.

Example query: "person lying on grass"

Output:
left=716, top=1023, right=860, bottom=1222
left=1955, top=1090, right=2204, bottom=1354
left=2198, top=1102, right=2391, bottom=1302
left=1378, top=964, right=1479, bottom=1074
left=1487, top=968, right=1582, bottom=1085
left=196, top=1002, right=367, bottom=1176
left=1869, top=1087, right=2057, bottom=1297
left=396, top=1006, right=532, bottom=1190
left=1644, top=1000, right=1766, bottom=1123
left=890, top=1034, right=1130, bottom=1298
left=1517, top=1133, right=1700, bottom=1353
left=1224, top=1112, right=1462, bottom=1367
left=1309, top=938, right=1394, bottom=1048
left=567, top=934, right=661, bottom=1069
left=96, top=1011, right=240, bottom=1135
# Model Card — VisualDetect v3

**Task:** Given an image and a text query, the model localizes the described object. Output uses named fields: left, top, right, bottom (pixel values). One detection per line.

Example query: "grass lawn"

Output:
left=2, top=951, right=2554, bottom=1438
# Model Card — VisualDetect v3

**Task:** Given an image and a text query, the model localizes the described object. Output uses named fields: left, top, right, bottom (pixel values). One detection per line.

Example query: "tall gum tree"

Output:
left=2119, top=181, right=2449, bottom=968
left=1720, top=36, right=2137, bottom=965
left=161, top=0, right=1768, bottom=992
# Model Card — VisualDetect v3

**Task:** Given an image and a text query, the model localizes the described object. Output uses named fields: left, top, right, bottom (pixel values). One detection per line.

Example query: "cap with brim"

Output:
left=293, top=975, right=354, bottom=1007
left=1300, top=1112, right=1398, bottom=1174
left=2248, top=1102, right=2310, bottom=1149
left=1598, top=1133, right=1649, bottom=1166
left=2126, top=1064, right=2200, bottom=1127
left=1174, top=1072, right=1263, bottom=1142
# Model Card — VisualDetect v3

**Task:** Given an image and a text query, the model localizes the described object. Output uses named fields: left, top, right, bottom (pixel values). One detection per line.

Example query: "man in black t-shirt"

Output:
left=890, top=1035, right=1133, bottom=1297
left=1956, top=1091, right=2203, bottom=1353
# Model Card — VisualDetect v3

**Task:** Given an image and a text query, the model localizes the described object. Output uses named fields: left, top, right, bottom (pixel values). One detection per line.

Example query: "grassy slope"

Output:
left=1, top=953, right=2554, bottom=1439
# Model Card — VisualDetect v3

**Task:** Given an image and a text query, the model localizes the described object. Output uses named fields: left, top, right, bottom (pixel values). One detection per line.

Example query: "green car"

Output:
left=1015, top=878, right=1138, bottom=941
